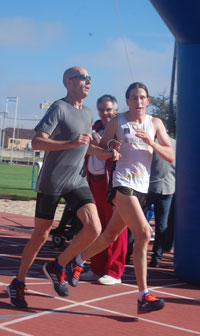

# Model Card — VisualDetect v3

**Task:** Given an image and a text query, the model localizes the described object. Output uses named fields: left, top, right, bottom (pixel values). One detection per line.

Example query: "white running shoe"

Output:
left=98, top=275, right=121, bottom=285
left=80, top=270, right=100, bottom=281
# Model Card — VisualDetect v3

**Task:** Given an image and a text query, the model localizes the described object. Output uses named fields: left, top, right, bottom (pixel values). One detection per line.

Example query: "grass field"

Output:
left=0, top=163, right=37, bottom=199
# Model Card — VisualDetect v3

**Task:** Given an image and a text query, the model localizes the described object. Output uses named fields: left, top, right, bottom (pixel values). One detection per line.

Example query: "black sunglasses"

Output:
left=69, top=74, right=91, bottom=81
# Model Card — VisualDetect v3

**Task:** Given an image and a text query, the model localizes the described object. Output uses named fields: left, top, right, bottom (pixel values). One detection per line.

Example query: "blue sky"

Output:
left=0, top=0, right=174, bottom=128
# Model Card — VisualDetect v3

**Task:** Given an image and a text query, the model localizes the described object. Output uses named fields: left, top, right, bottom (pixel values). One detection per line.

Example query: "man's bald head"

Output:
left=63, top=66, right=88, bottom=88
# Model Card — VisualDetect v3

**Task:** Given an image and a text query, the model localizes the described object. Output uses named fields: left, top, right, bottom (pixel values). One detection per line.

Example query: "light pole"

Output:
left=0, top=116, right=2, bottom=147
left=40, top=100, right=51, bottom=113
left=7, top=97, right=19, bottom=164
left=0, top=110, right=8, bottom=163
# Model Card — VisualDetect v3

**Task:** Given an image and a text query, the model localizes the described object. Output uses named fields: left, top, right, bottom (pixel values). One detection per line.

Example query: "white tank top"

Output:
left=113, top=113, right=155, bottom=193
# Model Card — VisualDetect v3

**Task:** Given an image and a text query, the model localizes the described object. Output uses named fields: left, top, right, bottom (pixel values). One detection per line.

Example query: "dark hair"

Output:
left=125, top=82, right=149, bottom=99
left=96, top=94, right=118, bottom=111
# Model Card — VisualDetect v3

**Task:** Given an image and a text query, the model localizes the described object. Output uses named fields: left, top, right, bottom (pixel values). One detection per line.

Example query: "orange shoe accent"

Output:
left=144, top=293, right=158, bottom=301
left=73, top=265, right=83, bottom=279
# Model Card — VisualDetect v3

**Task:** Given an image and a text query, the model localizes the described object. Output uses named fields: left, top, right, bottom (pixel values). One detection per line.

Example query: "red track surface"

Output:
left=0, top=212, right=200, bottom=336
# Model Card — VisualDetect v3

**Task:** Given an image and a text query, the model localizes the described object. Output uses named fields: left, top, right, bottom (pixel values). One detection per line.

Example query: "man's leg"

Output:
left=8, top=192, right=60, bottom=308
left=151, top=194, right=173, bottom=265
left=17, top=218, right=53, bottom=281
left=8, top=217, right=53, bottom=308
left=164, top=194, right=175, bottom=252
left=57, top=203, right=101, bottom=267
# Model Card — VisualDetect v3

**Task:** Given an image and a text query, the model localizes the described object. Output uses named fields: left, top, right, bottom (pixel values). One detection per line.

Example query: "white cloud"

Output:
left=0, top=37, right=174, bottom=126
left=68, top=38, right=174, bottom=113
left=0, top=17, right=64, bottom=48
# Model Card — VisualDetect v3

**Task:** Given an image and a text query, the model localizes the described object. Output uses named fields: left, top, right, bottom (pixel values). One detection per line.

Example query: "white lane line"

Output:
left=0, top=326, right=34, bottom=336
left=1, top=284, right=200, bottom=335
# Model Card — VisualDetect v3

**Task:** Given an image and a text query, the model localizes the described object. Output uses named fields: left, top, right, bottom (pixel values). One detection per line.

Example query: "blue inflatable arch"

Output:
left=150, top=0, right=200, bottom=284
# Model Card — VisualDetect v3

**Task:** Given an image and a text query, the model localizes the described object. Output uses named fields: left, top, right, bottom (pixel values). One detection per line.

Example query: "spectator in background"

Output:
left=82, top=94, right=128, bottom=285
left=146, top=127, right=176, bottom=268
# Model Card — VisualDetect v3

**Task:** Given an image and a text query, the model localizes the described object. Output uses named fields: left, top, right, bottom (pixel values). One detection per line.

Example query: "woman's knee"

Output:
left=134, top=227, right=151, bottom=245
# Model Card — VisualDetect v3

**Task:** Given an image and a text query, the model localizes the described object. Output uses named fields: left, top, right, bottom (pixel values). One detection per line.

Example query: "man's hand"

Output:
left=71, top=133, right=92, bottom=148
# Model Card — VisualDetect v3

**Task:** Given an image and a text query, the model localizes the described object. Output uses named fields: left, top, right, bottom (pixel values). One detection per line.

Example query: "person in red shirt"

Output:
left=82, top=94, right=128, bottom=285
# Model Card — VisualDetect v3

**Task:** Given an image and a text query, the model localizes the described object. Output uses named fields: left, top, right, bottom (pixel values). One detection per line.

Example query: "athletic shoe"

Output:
left=43, top=260, right=69, bottom=296
left=67, top=258, right=84, bottom=287
left=80, top=270, right=100, bottom=281
left=7, top=278, right=27, bottom=308
left=137, top=293, right=165, bottom=314
left=98, top=275, right=121, bottom=285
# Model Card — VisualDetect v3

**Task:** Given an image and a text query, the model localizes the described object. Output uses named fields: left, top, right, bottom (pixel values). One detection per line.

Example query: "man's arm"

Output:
left=32, top=131, right=92, bottom=151
left=87, top=143, right=121, bottom=161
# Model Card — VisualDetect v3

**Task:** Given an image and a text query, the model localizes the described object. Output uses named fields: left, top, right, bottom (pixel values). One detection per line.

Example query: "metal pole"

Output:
left=0, top=116, right=2, bottom=148
left=0, top=103, right=8, bottom=163
left=9, top=97, right=19, bottom=164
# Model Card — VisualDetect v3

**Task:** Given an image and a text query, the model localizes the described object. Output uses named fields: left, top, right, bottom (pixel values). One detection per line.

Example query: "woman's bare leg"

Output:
left=81, top=208, right=126, bottom=262
left=58, top=203, right=102, bottom=266
left=113, top=191, right=151, bottom=291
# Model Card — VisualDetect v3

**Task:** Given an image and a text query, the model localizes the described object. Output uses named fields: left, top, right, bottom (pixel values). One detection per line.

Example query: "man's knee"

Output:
left=77, top=204, right=102, bottom=238
left=33, top=217, right=53, bottom=244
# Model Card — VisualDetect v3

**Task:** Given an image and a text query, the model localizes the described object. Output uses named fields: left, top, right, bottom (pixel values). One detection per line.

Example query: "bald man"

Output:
left=7, top=66, right=119, bottom=308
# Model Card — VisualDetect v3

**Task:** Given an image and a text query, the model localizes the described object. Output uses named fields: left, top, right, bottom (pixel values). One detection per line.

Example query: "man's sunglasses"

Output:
left=69, top=74, right=91, bottom=81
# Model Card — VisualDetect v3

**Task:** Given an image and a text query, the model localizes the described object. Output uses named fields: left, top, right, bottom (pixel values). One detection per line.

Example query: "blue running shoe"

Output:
left=43, top=259, right=69, bottom=296
left=7, top=278, right=27, bottom=308
left=138, top=292, right=165, bottom=314
left=67, top=259, right=84, bottom=287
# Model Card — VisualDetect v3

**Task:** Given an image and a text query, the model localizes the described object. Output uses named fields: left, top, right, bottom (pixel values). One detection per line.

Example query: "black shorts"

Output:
left=107, top=186, right=147, bottom=209
left=35, top=186, right=95, bottom=220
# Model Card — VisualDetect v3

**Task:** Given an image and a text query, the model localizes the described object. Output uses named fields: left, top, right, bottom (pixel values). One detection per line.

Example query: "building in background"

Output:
left=3, top=128, right=35, bottom=150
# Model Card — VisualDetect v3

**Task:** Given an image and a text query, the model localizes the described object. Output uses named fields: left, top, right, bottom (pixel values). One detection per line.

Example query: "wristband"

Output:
left=107, top=139, right=118, bottom=152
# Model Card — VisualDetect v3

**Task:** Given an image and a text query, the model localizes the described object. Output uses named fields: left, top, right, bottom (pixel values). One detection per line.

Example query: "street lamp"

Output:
left=0, top=110, right=8, bottom=163
left=40, top=100, right=51, bottom=112
left=7, top=97, right=19, bottom=164
left=0, top=116, right=2, bottom=147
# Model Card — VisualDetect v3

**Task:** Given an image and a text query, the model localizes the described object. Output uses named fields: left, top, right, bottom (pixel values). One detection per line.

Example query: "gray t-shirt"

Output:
left=35, top=98, right=93, bottom=195
left=149, top=136, right=176, bottom=195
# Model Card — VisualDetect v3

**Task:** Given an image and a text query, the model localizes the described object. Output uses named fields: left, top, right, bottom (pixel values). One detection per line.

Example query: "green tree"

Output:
left=149, top=92, right=176, bottom=137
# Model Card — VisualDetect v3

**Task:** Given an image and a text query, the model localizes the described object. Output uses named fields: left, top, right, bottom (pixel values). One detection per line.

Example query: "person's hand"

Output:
left=91, top=131, right=102, bottom=145
left=107, top=139, right=122, bottom=151
left=111, top=148, right=122, bottom=161
left=135, top=129, right=153, bottom=146
left=106, top=138, right=122, bottom=161
left=71, top=133, right=92, bottom=148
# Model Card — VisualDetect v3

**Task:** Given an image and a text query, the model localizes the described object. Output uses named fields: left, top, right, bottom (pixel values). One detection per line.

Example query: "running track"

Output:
left=0, top=212, right=200, bottom=336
